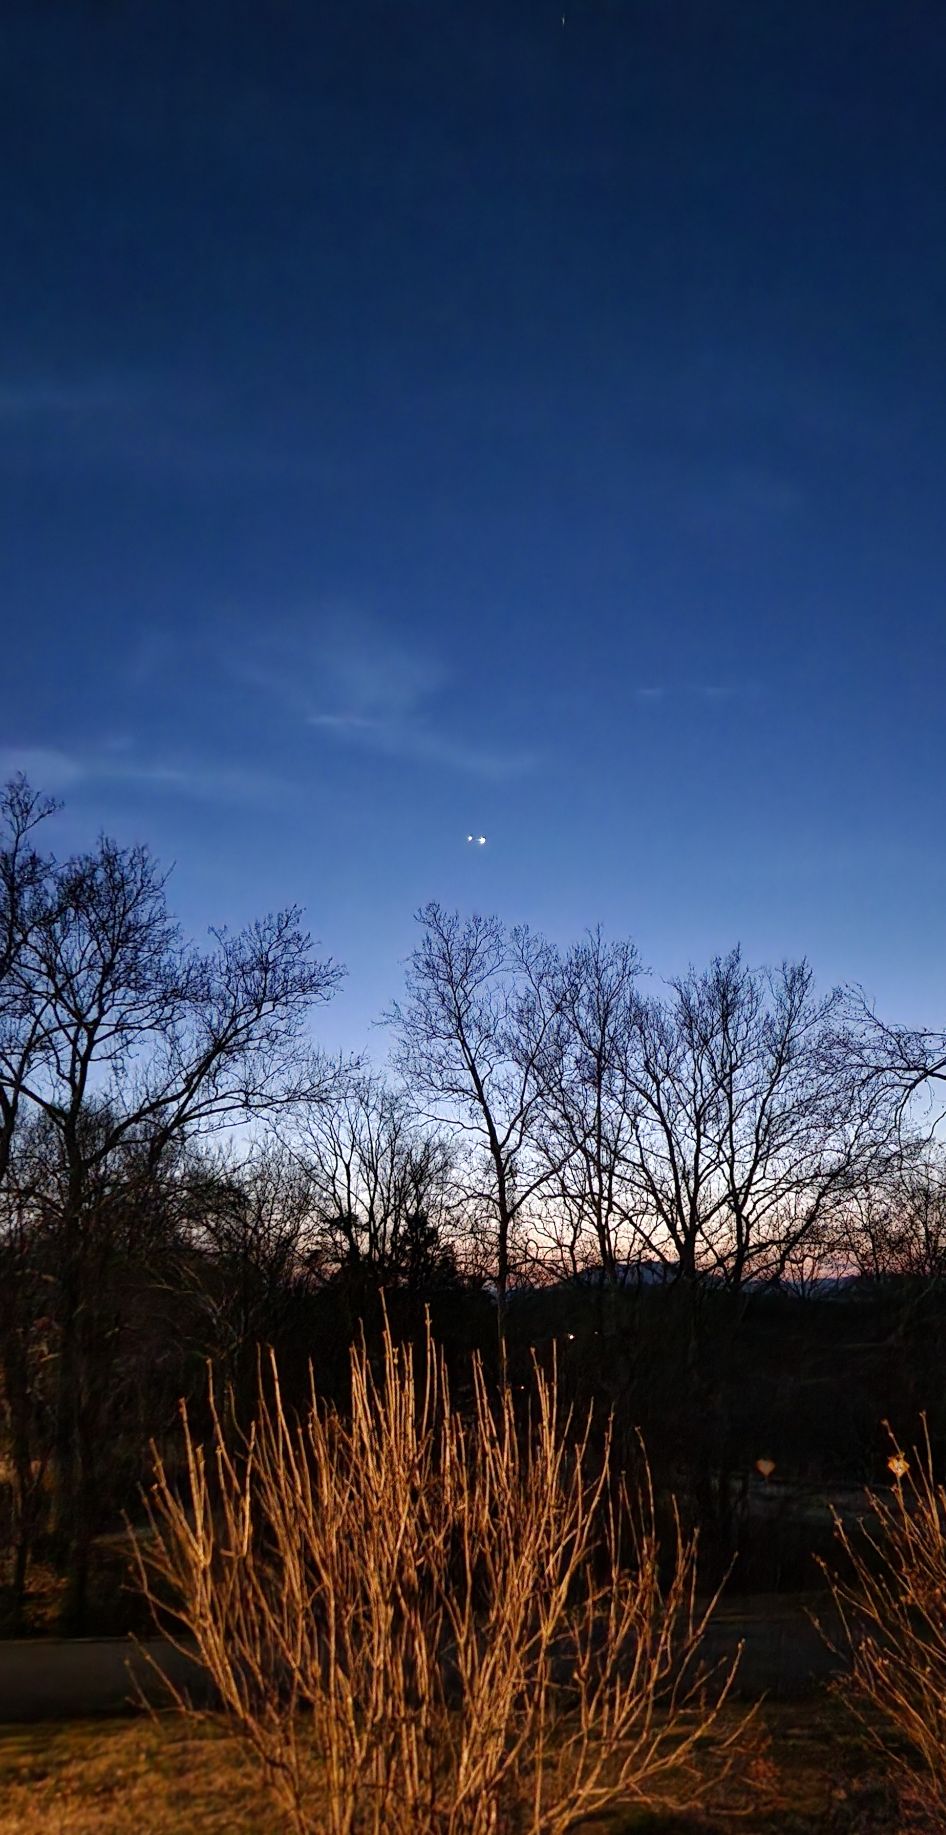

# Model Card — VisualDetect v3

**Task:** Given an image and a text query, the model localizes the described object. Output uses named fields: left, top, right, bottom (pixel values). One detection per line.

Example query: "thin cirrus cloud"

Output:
left=0, top=746, right=286, bottom=805
left=0, top=373, right=319, bottom=487
left=632, top=682, right=758, bottom=704
left=308, top=709, right=537, bottom=780
left=237, top=615, right=538, bottom=782
left=0, top=379, right=136, bottom=419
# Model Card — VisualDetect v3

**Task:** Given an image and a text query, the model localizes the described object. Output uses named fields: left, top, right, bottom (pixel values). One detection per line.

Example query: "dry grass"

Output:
left=0, top=1701, right=909, bottom=1834
left=0, top=1717, right=273, bottom=1834
left=134, top=1322, right=744, bottom=1833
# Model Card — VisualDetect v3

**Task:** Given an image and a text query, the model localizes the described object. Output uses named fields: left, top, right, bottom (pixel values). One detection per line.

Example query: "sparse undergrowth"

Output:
left=824, top=1421, right=946, bottom=1829
left=0, top=1701, right=919, bottom=1835
left=135, top=1322, right=745, bottom=1834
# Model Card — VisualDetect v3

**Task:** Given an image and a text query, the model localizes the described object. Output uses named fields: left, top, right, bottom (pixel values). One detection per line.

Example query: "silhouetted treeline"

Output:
left=2, top=775, right=946, bottom=1632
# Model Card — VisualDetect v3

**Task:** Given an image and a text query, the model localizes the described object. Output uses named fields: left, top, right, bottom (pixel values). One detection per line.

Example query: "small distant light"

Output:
left=566, top=1332, right=576, bottom=1341
left=478, top=835, right=487, bottom=845
left=466, top=834, right=474, bottom=842
left=755, top=1458, right=776, bottom=1480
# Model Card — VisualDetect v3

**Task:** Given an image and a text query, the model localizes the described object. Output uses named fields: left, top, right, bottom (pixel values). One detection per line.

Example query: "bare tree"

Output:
left=0, top=782, right=69, bottom=1619
left=290, top=1068, right=459, bottom=1296
left=183, top=1137, right=319, bottom=1379
left=624, top=951, right=869, bottom=1288
left=0, top=776, right=58, bottom=1191
left=0, top=1162, right=52, bottom=1629
left=389, top=905, right=569, bottom=1329
left=889, top=1145, right=946, bottom=1282
left=4, top=1101, right=194, bottom=1572
left=839, top=988, right=946, bottom=1126
left=837, top=1177, right=902, bottom=1286
left=839, top=1140, right=946, bottom=1287
left=1, top=816, right=340, bottom=1624
left=536, top=930, right=643, bottom=1283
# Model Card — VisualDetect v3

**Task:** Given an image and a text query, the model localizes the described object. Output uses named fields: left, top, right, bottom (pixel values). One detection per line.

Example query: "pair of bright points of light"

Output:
left=466, top=834, right=487, bottom=845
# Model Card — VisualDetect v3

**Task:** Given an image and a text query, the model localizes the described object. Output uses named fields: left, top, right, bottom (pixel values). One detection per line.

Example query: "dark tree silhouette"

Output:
left=389, top=904, right=569, bottom=1336
left=0, top=786, right=341, bottom=1625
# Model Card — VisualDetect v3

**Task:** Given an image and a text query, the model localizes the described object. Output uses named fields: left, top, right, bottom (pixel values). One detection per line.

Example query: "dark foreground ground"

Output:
left=0, top=1594, right=924, bottom=1832
left=0, top=1697, right=918, bottom=1834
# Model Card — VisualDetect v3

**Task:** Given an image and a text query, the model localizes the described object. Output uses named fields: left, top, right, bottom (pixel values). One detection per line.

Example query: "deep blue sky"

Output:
left=2, top=0, right=945, bottom=1053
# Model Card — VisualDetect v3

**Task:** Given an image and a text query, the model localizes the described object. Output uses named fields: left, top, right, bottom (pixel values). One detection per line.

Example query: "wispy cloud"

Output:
left=308, top=713, right=536, bottom=779
left=0, top=379, right=137, bottom=420
left=632, top=682, right=759, bottom=706
left=694, top=683, right=750, bottom=702
left=315, top=618, right=447, bottom=724
left=309, top=713, right=379, bottom=734
left=0, top=748, right=85, bottom=792
left=237, top=614, right=538, bottom=781
left=678, top=466, right=804, bottom=535
left=0, top=746, right=286, bottom=806
left=0, top=372, right=326, bottom=488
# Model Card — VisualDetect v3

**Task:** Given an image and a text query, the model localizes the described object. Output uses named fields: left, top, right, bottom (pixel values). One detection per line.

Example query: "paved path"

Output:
left=0, top=1599, right=846, bottom=1722
left=0, top=1637, right=209, bottom=1722
left=702, top=1597, right=844, bottom=1698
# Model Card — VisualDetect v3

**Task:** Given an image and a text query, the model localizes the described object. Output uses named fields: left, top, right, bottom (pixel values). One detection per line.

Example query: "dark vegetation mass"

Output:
left=2, top=772, right=946, bottom=1637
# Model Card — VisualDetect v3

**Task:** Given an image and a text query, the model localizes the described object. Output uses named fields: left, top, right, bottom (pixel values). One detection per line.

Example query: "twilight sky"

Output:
left=2, top=0, right=945, bottom=1054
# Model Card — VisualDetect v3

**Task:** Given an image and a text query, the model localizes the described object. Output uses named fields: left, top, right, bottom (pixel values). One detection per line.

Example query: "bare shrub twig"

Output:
left=132, top=1321, right=742, bottom=1834
left=823, top=1416, right=946, bottom=1824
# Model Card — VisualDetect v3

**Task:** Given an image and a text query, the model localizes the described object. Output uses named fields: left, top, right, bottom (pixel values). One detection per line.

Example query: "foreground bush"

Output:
left=826, top=1420, right=946, bottom=1824
left=135, top=1325, right=739, bottom=1835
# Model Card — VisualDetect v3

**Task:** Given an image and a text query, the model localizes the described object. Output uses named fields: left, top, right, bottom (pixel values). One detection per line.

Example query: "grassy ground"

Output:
left=0, top=1718, right=272, bottom=1835
left=0, top=1698, right=913, bottom=1834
